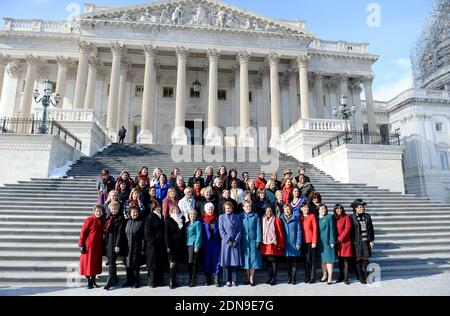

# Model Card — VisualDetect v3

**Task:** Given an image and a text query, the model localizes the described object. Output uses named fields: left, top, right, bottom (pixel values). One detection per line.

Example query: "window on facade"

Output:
left=436, top=122, right=444, bottom=132
left=218, top=89, right=227, bottom=101
left=323, top=95, right=327, bottom=106
left=135, top=85, right=144, bottom=97
left=163, top=87, right=174, bottom=98
left=52, top=82, right=57, bottom=93
left=249, top=91, right=253, bottom=103
left=440, top=151, right=449, bottom=171
left=190, top=88, right=200, bottom=99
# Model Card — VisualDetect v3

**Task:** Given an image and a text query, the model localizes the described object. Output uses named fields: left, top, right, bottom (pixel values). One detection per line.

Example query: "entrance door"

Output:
left=185, top=120, right=205, bottom=145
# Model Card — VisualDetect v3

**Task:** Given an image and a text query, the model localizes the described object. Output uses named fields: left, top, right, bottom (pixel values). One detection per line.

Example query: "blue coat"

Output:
left=240, top=212, right=262, bottom=269
left=201, top=219, right=221, bottom=275
left=155, top=183, right=171, bottom=201
left=318, top=214, right=337, bottom=263
left=218, top=213, right=242, bottom=267
left=280, top=214, right=302, bottom=257
left=186, top=220, right=202, bottom=249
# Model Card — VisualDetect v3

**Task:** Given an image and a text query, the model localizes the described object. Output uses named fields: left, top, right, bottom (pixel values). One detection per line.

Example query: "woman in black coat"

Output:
left=145, top=204, right=166, bottom=288
left=165, top=205, right=186, bottom=289
left=104, top=201, right=125, bottom=291
left=188, top=168, right=205, bottom=189
left=350, top=199, right=375, bottom=284
left=122, top=206, right=145, bottom=288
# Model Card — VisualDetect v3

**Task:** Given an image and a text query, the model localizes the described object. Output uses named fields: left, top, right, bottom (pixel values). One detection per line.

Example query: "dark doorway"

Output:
left=185, top=120, right=205, bottom=145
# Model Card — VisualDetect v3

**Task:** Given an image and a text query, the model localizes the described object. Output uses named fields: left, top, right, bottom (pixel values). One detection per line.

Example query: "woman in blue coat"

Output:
left=201, top=203, right=221, bottom=287
left=240, top=200, right=262, bottom=287
left=280, top=204, right=302, bottom=285
left=318, top=204, right=337, bottom=285
left=218, top=201, right=242, bottom=287
left=185, top=208, right=202, bottom=287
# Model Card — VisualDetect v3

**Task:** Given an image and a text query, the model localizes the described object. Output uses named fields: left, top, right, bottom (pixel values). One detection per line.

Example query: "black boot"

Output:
left=309, top=263, right=316, bottom=284
left=287, top=265, right=292, bottom=284
left=291, top=267, right=297, bottom=285
left=134, top=270, right=140, bottom=288
left=91, top=276, right=99, bottom=288
left=205, top=273, right=212, bottom=286
left=270, top=263, right=277, bottom=286
left=266, top=266, right=273, bottom=284
left=344, top=259, right=350, bottom=285
left=337, top=258, right=345, bottom=283
left=188, top=264, right=193, bottom=287
left=363, top=259, right=370, bottom=284
left=214, top=275, right=221, bottom=287
left=86, top=276, right=93, bottom=289
left=148, top=271, right=156, bottom=288
left=304, top=263, right=310, bottom=283
left=104, top=277, right=113, bottom=290
left=356, top=261, right=366, bottom=284
left=189, top=264, right=197, bottom=287
left=122, top=268, right=133, bottom=287
left=169, top=267, right=176, bottom=289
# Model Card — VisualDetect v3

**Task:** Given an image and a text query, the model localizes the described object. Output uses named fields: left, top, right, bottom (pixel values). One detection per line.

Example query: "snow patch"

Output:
left=49, top=161, right=75, bottom=179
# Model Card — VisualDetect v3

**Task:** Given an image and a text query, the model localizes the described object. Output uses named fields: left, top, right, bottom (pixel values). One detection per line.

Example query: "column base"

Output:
left=137, top=130, right=154, bottom=145
left=205, top=128, right=224, bottom=146
left=238, top=134, right=255, bottom=148
left=107, top=129, right=118, bottom=143
left=171, top=128, right=188, bottom=145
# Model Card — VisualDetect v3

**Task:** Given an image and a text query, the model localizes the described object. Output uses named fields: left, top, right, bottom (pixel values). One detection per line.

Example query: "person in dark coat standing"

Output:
left=79, top=205, right=106, bottom=289
left=334, top=204, right=353, bottom=285
left=144, top=205, right=166, bottom=288
left=202, top=203, right=221, bottom=287
left=165, top=205, right=186, bottom=289
left=122, top=206, right=145, bottom=288
left=350, top=199, right=375, bottom=284
left=103, top=202, right=124, bottom=291
left=96, top=169, right=115, bottom=205
left=119, top=126, right=127, bottom=143
left=280, top=204, right=302, bottom=285
left=218, top=201, right=242, bottom=287
left=308, top=192, right=322, bottom=217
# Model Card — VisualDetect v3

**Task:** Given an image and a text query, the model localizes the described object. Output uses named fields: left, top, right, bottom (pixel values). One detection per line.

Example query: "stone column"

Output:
left=138, top=44, right=157, bottom=144
left=297, top=54, right=310, bottom=119
left=237, top=50, right=254, bottom=147
left=205, top=48, right=222, bottom=146
left=19, top=55, right=41, bottom=118
left=73, top=41, right=93, bottom=109
left=84, top=57, right=101, bottom=110
left=116, top=60, right=130, bottom=131
left=0, top=61, right=21, bottom=117
left=0, top=54, right=11, bottom=104
left=351, top=82, right=364, bottom=131
left=55, top=57, right=72, bottom=108
left=288, top=68, right=298, bottom=124
left=267, top=52, right=281, bottom=145
left=363, top=76, right=377, bottom=132
left=106, top=43, right=125, bottom=141
left=172, top=46, right=189, bottom=145
left=261, top=66, right=270, bottom=130
left=232, top=65, right=240, bottom=128
left=313, top=72, right=324, bottom=119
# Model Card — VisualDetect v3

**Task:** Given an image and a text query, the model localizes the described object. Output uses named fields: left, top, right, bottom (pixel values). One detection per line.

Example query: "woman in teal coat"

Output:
left=186, top=209, right=203, bottom=287
left=240, top=200, right=262, bottom=286
left=318, top=204, right=336, bottom=285
left=280, top=204, right=302, bottom=285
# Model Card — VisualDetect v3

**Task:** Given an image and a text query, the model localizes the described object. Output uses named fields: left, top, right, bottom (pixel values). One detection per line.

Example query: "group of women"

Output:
left=79, top=165, right=375, bottom=290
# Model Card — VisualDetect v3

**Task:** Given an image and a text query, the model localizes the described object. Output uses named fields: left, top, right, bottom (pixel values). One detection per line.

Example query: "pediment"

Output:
left=80, top=0, right=314, bottom=39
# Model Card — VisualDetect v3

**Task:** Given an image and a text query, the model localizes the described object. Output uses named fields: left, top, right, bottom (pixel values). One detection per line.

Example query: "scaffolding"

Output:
left=411, top=0, right=450, bottom=89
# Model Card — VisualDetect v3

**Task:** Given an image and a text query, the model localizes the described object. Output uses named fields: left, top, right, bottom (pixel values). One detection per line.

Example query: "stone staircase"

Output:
left=1, top=143, right=450, bottom=285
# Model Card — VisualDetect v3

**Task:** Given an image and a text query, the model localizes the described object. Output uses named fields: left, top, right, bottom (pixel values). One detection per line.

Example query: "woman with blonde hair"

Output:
left=162, top=187, right=178, bottom=219
left=124, top=188, right=145, bottom=219
left=151, top=167, right=162, bottom=187
left=185, top=209, right=203, bottom=287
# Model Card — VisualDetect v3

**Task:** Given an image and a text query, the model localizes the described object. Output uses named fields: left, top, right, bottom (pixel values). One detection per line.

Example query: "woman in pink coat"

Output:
left=333, top=204, right=353, bottom=285
left=79, top=205, right=106, bottom=289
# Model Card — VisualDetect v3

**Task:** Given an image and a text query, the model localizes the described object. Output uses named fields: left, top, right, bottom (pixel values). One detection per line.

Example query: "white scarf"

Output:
left=171, top=213, right=183, bottom=230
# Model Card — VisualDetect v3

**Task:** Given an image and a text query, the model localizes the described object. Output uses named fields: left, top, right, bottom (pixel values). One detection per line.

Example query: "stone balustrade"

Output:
left=310, top=39, right=369, bottom=54
left=281, top=118, right=349, bottom=142
left=2, top=18, right=72, bottom=33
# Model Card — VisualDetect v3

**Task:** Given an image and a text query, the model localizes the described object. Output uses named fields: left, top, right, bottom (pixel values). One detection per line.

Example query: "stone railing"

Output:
left=281, top=118, right=349, bottom=141
left=309, top=39, right=369, bottom=54
left=2, top=18, right=73, bottom=33
left=387, top=88, right=450, bottom=109
left=361, top=100, right=389, bottom=111
left=34, top=109, right=108, bottom=134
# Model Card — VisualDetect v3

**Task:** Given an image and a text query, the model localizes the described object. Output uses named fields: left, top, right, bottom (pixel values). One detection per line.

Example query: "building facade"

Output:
left=0, top=0, right=380, bottom=147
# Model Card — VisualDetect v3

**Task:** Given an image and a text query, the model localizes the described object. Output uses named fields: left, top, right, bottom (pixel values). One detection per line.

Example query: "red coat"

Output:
left=282, top=186, right=293, bottom=205
left=78, top=215, right=105, bottom=276
left=162, top=198, right=178, bottom=219
left=261, top=217, right=285, bottom=256
left=300, top=214, right=318, bottom=244
left=336, top=215, right=353, bottom=257
left=255, top=178, right=267, bottom=190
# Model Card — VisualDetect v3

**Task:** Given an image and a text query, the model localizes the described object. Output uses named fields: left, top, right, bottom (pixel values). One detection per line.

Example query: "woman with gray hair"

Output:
left=201, top=203, right=221, bottom=286
left=179, top=187, right=196, bottom=220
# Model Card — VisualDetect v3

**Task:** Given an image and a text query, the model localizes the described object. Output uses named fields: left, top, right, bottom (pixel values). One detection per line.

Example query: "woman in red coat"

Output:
left=299, top=202, right=318, bottom=284
left=282, top=178, right=293, bottom=205
left=79, top=205, right=106, bottom=289
left=261, top=206, right=285, bottom=285
left=334, top=204, right=353, bottom=285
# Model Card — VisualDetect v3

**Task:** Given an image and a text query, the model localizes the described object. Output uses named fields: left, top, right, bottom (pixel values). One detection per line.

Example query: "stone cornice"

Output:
left=387, top=97, right=450, bottom=115
left=309, top=50, right=379, bottom=63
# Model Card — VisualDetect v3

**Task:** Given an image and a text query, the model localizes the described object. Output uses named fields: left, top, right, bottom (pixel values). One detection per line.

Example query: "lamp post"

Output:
left=333, top=95, right=356, bottom=143
left=33, top=80, right=61, bottom=134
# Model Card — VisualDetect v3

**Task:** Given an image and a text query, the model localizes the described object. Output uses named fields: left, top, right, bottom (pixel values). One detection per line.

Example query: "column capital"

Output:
left=237, top=50, right=251, bottom=64
left=7, top=61, right=22, bottom=78
left=0, top=54, right=11, bottom=66
left=175, top=46, right=189, bottom=59
left=337, top=72, right=351, bottom=82
left=77, top=40, right=94, bottom=54
left=311, top=71, right=324, bottom=81
left=88, top=57, right=103, bottom=69
left=266, top=52, right=280, bottom=66
left=110, top=42, right=126, bottom=56
left=25, top=55, right=41, bottom=67
left=56, top=56, right=73, bottom=68
left=207, top=48, right=221, bottom=63
left=66, top=67, right=78, bottom=80
left=362, top=75, right=374, bottom=86
left=350, top=81, right=362, bottom=93
left=296, top=54, right=310, bottom=68
left=143, top=44, right=157, bottom=58
left=37, top=65, right=50, bottom=80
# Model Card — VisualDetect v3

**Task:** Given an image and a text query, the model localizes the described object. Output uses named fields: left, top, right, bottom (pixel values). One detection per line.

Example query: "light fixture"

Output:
left=192, top=53, right=201, bottom=93
left=339, top=94, right=348, bottom=106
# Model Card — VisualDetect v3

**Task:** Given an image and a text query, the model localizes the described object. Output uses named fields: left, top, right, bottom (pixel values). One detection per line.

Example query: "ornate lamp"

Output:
left=33, top=80, right=60, bottom=134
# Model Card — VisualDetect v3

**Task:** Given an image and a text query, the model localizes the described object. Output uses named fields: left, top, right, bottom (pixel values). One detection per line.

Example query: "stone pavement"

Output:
left=1, top=273, right=450, bottom=296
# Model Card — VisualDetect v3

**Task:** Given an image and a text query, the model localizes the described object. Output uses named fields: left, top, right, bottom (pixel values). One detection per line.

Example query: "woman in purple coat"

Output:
left=202, top=203, right=221, bottom=287
left=218, top=201, right=242, bottom=287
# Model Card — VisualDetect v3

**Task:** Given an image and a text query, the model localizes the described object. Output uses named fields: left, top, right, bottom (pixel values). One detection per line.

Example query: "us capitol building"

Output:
left=0, top=0, right=449, bottom=202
